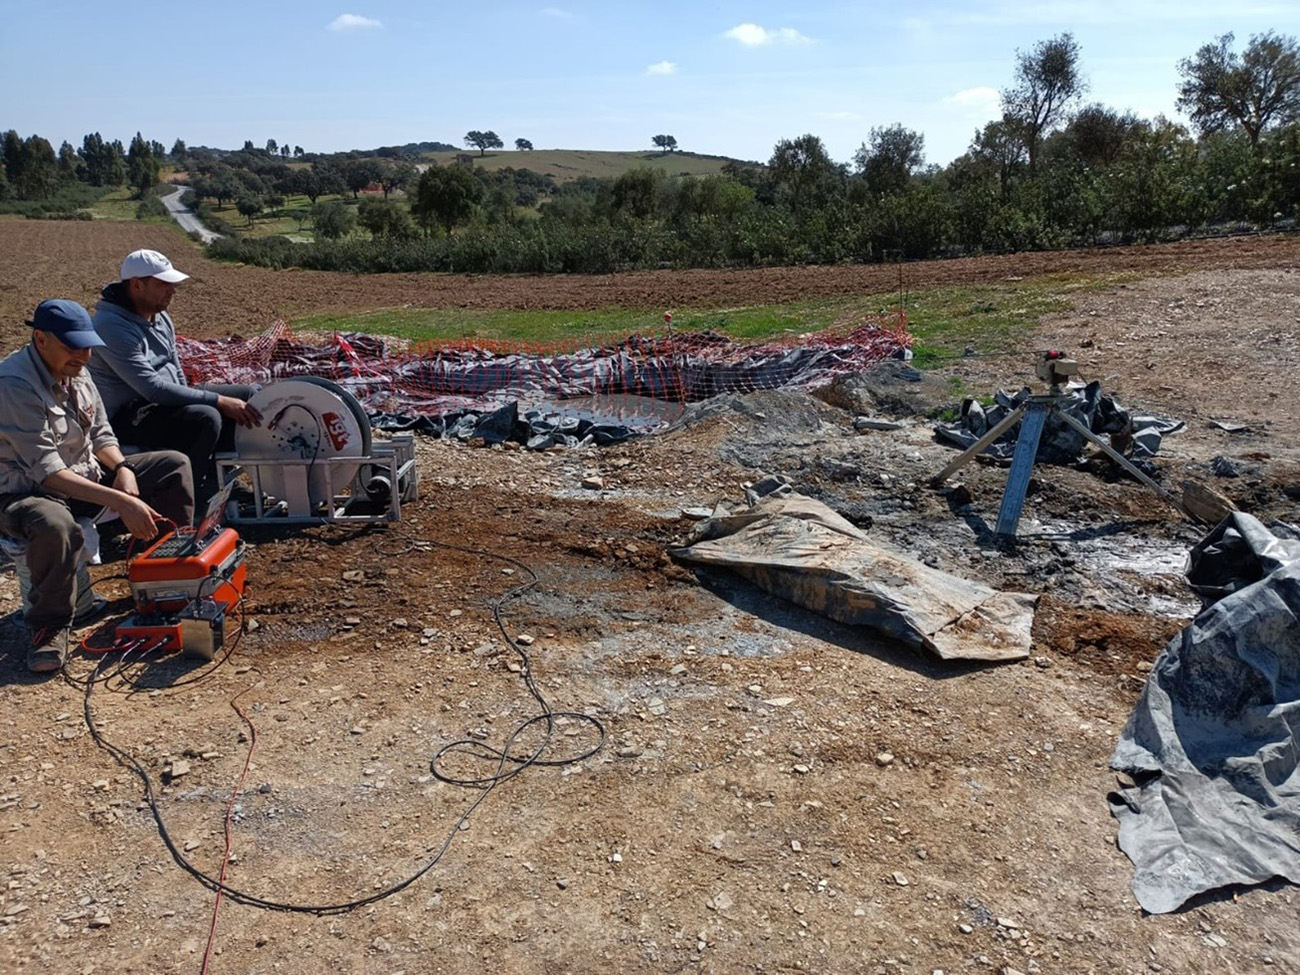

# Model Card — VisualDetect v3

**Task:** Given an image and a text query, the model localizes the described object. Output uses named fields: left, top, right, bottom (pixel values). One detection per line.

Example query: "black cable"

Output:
left=264, top=402, right=325, bottom=511
left=416, top=536, right=606, bottom=787
left=81, top=528, right=603, bottom=915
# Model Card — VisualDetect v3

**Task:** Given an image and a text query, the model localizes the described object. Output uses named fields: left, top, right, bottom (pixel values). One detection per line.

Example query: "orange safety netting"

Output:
left=177, top=315, right=912, bottom=431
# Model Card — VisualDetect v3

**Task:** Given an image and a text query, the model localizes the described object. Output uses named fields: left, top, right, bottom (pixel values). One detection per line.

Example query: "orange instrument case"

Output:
left=129, top=526, right=247, bottom=613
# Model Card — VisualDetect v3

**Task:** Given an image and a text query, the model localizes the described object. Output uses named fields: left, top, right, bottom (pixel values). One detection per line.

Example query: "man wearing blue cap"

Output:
left=0, top=300, right=194, bottom=673
left=89, top=249, right=261, bottom=507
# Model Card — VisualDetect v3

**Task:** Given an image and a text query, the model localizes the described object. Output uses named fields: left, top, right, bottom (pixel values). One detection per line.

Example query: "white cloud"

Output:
left=328, top=13, right=383, bottom=32
left=723, top=23, right=812, bottom=47
left=647, top=60, right=678, bottom=76
left=945, top=86, right=1001, bottom=114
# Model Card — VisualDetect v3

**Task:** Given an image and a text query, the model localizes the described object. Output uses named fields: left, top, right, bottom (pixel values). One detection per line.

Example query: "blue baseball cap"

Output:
left=30, top=299, right=106, bottom=349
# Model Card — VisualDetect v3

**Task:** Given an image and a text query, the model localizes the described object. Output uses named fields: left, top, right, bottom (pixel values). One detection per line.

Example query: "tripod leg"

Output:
left=996, top=403, right=1049, bottom=536
left=1055, top=411, right=1197, bottom=521
left=932, top=404, right=1029, bottom=486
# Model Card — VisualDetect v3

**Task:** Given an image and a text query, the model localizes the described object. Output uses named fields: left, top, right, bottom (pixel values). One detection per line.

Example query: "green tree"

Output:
left=612, top=167, right=666, bottom=220
left=170, top=138, right=187, bottom=163
left=57, top=141, right=81, bottom=181
left=80, top=133, right=125, bottom=187
left=652, top=134, right=678, bottom=154
left=127, top=131, right=159, bottom=198
left=1002, top=33, right=1086, bottom=176
left=266, top=138, right=278, bottom=155
left=311, top=200, right=356, bottom=239
left=194, top=167, right=244, bottom=208
left=768, top=134, right=842, bottom=216
left=377, top=160, right=417, bottom=198
left=106, top=140, right=128, bottom=186
left=481, top=171, right=519, bottom=225
left=309, top=162, right=348, bottom=201
left=515, top=138, right=534, bottom=151
left=358, top=197, right=415, bottom=238
left=853, top=124, right=925, bottom=196
left=969, top=118, right=1028, bottom=201
left=1105, top=117, right=1201, bottom=240
left=3, top=129, right=23, bottom=182
left=1059, top=104, right=1138, bottom=168
left=1177, top=32, right=1300, bottom=149
left=340, top=158, right=382, bottom=197
left=411, top=164, right=482, bottom=233
left=236, top=195, right=264, bottom=225
left=464, top=130, right=503, bottom=156
left=668, top=175, right=754, bottom=224
left=11, top=135, right=59, bottom=200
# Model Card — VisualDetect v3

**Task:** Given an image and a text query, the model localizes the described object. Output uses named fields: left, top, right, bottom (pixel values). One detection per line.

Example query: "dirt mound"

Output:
left=814, top=359, right=956, bottom=417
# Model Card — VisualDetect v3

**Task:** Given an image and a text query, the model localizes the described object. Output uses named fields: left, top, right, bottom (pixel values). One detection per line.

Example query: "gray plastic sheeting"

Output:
left=668, top=491, right=1036, bottom=662
left=1109, top=513, right=1300, bottom=913
left=936, top=381, right=1184, bottom=467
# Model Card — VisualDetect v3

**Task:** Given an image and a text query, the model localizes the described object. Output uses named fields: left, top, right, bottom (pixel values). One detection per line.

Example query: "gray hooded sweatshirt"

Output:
left=88, top=282, right=219, bottom=421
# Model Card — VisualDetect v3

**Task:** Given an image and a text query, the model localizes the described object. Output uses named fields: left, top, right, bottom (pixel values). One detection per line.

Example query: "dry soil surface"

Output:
left=1, top=223, right=1299, bottom=975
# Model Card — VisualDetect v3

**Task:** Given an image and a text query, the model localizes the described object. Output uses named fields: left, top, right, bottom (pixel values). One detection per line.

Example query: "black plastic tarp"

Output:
left=936, top=381, right=1184, bottom=468
left=1109, top=513, right=1300, bottom=913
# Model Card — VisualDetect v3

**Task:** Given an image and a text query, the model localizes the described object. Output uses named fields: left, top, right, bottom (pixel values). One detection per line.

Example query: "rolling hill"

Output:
left=419, top=148, right=757, bottom=182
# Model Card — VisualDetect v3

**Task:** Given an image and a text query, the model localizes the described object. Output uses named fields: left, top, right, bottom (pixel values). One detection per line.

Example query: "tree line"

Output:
left=210, top=30, right=1300, bottom=273
left=7, top=29, right=1300, bottom=273
left=0, top=129, right=173, bottom=217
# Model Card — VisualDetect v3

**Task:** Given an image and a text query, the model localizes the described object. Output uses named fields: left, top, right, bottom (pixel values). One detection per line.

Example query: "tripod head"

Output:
left=1035, top=350, right=1077, bottom=392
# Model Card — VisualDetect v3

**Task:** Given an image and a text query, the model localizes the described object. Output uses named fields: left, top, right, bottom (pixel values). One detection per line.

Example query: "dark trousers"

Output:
left=0, top=450, right=194, bottom=631
left=112, top=383, right=255, bottom=507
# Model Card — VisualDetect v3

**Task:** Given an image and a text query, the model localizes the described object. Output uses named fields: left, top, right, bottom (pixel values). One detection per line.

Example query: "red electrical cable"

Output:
left=199, top=677, right=259, bottom=975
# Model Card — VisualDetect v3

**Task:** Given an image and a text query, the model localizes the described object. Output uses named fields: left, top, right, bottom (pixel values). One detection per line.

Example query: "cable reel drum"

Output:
left=231, top=377, right=411, bottom=520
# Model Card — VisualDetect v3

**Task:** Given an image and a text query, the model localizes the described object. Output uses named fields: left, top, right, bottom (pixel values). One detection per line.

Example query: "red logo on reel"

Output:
left=322, top=412, right=350, bottom=451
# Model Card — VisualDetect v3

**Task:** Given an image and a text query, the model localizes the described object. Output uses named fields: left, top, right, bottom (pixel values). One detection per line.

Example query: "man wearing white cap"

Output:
left=89, top=249, right=261, bottom=508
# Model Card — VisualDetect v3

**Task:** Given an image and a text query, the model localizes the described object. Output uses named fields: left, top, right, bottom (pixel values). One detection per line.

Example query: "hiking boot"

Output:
left=27, top=626, right=69, bottom=674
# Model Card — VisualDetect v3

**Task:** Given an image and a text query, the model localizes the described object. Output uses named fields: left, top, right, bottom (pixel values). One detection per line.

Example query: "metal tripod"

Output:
left=932, top=390, right=1193, bottom=536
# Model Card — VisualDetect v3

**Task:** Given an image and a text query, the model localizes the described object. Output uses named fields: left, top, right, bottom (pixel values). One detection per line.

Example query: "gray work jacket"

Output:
left=0, top=344, right=118, bottom=496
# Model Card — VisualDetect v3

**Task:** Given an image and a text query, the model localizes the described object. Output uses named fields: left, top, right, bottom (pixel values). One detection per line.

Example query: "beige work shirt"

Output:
left=0, top=343, right=118, bottom=496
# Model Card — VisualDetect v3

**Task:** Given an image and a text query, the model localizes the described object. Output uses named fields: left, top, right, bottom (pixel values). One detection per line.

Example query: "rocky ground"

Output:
left=0, top=224, right=1298, bottom=974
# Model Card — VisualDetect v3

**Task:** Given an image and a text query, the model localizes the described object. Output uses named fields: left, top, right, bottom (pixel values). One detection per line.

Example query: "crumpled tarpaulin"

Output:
left=1109, top=512, right=1300, bottom=913
left=667, top=485, right=1036, bottom=662
left=935, top=381, right=1184, bottom=468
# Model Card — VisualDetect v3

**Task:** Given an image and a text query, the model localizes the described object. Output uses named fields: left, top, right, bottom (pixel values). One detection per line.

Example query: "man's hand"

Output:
left=110, top=493, right=165, bottom=541
left=112, top=465, right=140, bottom=498
left=216, top=395, right=263, bottom=429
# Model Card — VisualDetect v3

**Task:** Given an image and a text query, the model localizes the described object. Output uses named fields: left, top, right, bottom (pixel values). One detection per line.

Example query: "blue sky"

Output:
left=4, top=2, right=1298, bottom=168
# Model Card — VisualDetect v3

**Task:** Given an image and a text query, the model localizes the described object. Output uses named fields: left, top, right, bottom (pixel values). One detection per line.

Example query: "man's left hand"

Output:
left=217, top=394, right=263, bottom=429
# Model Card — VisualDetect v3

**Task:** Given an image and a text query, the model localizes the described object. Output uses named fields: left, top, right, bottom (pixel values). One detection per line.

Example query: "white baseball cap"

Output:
left=119, top=249, right=189, bottom=284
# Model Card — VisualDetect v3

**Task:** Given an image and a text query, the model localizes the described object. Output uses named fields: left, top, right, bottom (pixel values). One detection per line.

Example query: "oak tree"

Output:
left=1177, top=31, right=1300, bottom=148
left=465, top=130, right=503, bottom=156
left=1002, top=33, right=1085, bottom=175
